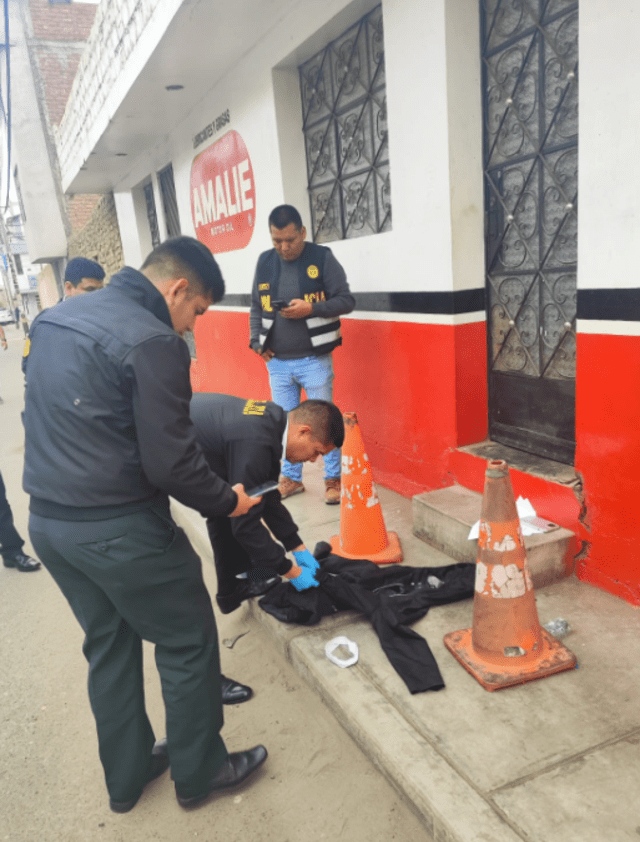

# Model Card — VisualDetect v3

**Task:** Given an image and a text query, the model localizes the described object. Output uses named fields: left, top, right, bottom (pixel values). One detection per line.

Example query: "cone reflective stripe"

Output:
left=444, top=459, right=576, bottom=690
left=330, top=412, right=402, bottom=564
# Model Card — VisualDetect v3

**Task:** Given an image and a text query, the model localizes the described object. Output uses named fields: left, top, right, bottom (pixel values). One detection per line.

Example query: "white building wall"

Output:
left=112, top=0, right=484, bottom=306
left=113, top=192, right=144, bottom=269
left=8, top=0, right=67, bottom=262
left=578, top=1, right=640, bottom=294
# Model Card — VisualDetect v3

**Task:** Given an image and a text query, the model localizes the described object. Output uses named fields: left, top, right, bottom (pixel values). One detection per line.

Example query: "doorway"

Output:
left=481, top=0, right=578, bottom=464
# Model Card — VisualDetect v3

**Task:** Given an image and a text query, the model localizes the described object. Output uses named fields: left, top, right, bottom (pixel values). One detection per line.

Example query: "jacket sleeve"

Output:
left=128, top=335, right=238, bottom=518
left=225, top=438, right=297, bottom=575
left=249, top=264, right=264, bottom=352
left=310, top=250, right=355, bottom=318
left=260, top=495, right=303, bottom=551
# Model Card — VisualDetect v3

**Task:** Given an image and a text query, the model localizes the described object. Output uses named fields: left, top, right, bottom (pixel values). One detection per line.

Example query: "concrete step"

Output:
left=412, top=484, right=575, bottom=588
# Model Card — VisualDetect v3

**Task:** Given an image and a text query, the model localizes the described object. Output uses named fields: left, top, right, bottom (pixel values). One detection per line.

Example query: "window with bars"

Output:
left=158, top=163, right=181, bottom=238
left=299, top=5, right=391, bottom=243
left=143, top=182, right=161, bottom=249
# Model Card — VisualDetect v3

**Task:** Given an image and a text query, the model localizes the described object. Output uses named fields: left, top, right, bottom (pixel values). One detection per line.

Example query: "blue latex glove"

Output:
left=289, top=565, right=319, bottom=592
left=293, top=549, right=320, bottom=573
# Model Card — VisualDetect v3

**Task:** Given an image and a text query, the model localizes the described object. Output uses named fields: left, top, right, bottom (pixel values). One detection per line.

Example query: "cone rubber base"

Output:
left=329, top=531, right=403, bottom=564
left=443, top=627, right=577, bottom=691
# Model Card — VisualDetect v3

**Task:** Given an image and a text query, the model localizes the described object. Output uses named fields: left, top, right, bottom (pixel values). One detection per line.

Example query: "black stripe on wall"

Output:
left=578, top=289, right=640, bottom=321
left=216, top=288, right=485, bottom=315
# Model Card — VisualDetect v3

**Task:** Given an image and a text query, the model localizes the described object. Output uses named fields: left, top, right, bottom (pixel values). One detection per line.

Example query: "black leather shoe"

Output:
left=221, top=674, right=253, bottom=705
left=109, top=738, right=170, bottom=813
left=176, top=745, right=268, bottom=808
left=2, top=552, right=41, bottom=572
left=216, top=576, right=280, bottom=614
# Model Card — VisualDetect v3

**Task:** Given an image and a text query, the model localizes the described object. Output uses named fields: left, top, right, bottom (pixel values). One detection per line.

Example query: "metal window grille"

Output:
left=143, top=182, right=161, bottom=249
left=299, top=5, right=391, bottom=243
left=482, top=0, right=578, bottom=382
left=158, top=163, right=181, bottom=238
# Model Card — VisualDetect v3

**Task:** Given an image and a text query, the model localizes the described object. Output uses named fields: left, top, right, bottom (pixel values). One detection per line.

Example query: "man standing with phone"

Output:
left=190, top=394, right=344, bottom=615
left=249, top=205, right=354, bottom=504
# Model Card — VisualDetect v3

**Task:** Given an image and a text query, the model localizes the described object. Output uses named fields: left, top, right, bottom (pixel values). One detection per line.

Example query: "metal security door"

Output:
left=481, top=1, right=578, bottom=464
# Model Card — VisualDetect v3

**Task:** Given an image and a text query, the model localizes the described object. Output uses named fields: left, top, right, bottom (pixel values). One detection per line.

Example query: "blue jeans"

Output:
left=267, top=354, right=341, bottom=482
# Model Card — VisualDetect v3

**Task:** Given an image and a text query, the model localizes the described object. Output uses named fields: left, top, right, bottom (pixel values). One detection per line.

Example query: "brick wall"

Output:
left=29, top=0, right=97, bottom=42
left=68, top=193, right=125, bottom=279
left=67, top=193, right=101, bottom=234
left=35, top=46, right=84, bottom=125
left=27, top=0, right=99, bottom=128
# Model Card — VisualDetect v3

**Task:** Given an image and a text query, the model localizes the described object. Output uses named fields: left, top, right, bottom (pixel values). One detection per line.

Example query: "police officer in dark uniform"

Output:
left=22, top=237, right=267, bottom=812
left=190, top=395, right=345, bottom=614
left=21, top=257, right=106, bottom=378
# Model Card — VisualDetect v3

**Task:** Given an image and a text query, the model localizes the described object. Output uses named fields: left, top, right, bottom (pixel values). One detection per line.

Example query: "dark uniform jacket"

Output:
left=22, top=301, right=60, bottom=376
left=190, top=393, right=302, bottom=575
left=260, top=543, right=476, bottom=694
left=23, top=267, right=237, bottom=520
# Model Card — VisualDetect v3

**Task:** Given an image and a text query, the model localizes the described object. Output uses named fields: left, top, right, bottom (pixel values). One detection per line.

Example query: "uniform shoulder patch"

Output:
left=23, top=338, right=30, bottom=358
left=243, top=399, right=267, bottom=416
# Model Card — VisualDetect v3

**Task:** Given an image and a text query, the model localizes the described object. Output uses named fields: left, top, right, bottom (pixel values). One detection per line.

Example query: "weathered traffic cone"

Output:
left=329, top=412, right=403, bottom=564
left=443, top=459, right=576, bottom=691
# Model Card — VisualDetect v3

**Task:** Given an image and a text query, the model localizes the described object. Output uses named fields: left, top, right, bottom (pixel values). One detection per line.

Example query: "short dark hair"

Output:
left=290, top=400, right=344, bottom=449
left=140, top=236, right=225, bottom=303
left=65, top=257, right=105, bottom=286
left=268, top=205, right=303, bottom=231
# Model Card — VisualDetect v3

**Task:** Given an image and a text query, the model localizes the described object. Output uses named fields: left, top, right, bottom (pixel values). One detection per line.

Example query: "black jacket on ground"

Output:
left=259, top=542, right=476, bottom=693
left=23, top=267, right=237, bottom=520
left=190, top=394, right=301, bottom=575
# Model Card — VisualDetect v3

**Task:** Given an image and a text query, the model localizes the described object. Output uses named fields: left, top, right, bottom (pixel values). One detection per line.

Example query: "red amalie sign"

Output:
left=190, top=129, right=256, bottom=253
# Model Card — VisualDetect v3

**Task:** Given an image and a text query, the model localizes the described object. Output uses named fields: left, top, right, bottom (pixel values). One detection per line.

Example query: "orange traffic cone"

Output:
left=329, top=412, right=403, bottom=564
left=443, top=459, right=576, bottom=691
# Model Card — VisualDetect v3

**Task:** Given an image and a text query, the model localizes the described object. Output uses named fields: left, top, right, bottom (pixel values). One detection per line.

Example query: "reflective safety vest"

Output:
left=256, top=243, right=342, bottom=356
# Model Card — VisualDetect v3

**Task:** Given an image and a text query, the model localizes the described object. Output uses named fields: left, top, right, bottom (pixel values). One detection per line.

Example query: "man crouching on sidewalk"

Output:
left=190, top=395, right=344, bottom=616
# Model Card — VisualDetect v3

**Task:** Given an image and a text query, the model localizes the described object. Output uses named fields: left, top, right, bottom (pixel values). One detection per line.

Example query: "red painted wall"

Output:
left=191, top=310, right=270, bottom=399
left=192, top=311, right=488, bottom=498
left=574, top=333, right=640, bottom=605
left=454, top=320, right=488, bottom=447
left=191, top=313, right=640, bottom=605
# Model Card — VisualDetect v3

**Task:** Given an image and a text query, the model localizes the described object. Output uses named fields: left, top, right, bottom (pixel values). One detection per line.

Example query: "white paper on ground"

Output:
left=468, top=497, right=555, bottom=540
left=324, top=635, right=359, bottom=668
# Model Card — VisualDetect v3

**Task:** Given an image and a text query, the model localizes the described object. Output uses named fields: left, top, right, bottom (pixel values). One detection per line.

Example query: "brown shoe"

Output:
left=278, top=477, right=305, bottom=499
left=324, top=478, right=341, bottom=505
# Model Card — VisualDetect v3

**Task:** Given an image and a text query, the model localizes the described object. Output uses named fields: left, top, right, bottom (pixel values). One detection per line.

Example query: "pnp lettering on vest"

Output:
left=191, top=129, right=256, bottom=253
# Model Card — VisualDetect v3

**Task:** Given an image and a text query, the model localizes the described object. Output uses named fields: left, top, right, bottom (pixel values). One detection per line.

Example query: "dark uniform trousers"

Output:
left=206, top=516, right=252, bottom=595
left=0, top=470, right=25, bottom=560
left=29, top=499, right=227, bottom=801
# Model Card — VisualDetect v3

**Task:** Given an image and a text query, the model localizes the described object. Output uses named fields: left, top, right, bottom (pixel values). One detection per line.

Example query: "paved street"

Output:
left=0, top=330, right=431, bottom=842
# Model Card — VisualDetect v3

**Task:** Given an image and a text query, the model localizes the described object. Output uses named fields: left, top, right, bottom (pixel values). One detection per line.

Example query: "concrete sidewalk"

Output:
left=174, top=462, right=640, bottom=842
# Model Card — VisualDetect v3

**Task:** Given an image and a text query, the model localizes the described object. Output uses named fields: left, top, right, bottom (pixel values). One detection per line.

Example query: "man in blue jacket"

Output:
left=23, top=237, right=268, bottom=812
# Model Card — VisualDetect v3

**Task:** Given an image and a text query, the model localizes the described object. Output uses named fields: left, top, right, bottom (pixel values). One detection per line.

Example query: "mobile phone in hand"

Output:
left=246, top=480, right=281, bottom=498
left=271, top=299, right=290, bottom=311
